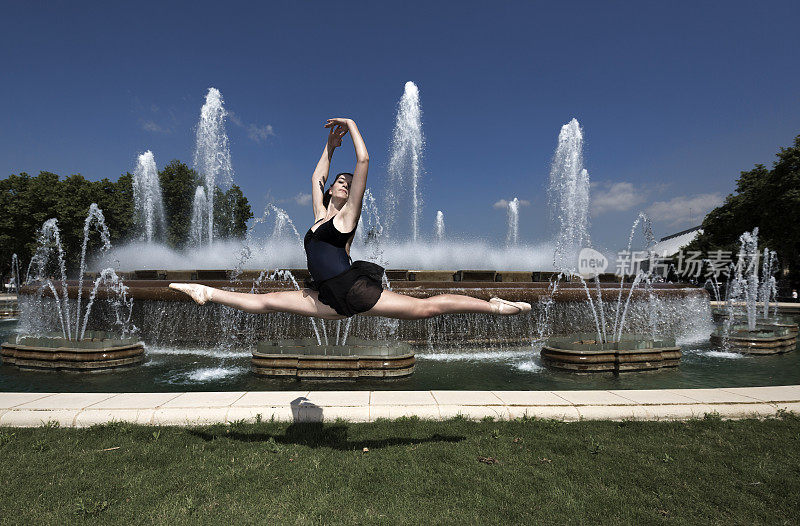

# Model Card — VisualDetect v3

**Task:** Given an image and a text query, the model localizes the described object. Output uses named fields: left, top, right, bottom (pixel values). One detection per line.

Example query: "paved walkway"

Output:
left=1, top=386, right=799, bottom=427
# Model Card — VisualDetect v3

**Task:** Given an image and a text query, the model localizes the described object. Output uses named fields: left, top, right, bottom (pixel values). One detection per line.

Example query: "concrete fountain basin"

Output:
left=710, top=324, right=797, bottom=354
left=251, top=337, right=415, bottom=379
left=1, top=331, right=144, bottom=371
left=541, top=333, right=681, bottom=373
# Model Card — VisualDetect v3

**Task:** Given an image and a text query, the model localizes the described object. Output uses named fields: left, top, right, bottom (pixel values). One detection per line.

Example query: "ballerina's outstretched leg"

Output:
left=169, top=283, right=530, bottom=320
left=168, top=283, right=346, bottom=320
left=361, top=290, right=530, bottom=319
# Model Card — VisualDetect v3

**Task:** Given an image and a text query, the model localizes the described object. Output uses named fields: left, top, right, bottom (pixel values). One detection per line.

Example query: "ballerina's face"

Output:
left=329, top=174, right=352, bottom=200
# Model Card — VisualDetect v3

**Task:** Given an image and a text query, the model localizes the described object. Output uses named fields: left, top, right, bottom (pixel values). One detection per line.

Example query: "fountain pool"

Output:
left=1, top=316, right=798, bottom=393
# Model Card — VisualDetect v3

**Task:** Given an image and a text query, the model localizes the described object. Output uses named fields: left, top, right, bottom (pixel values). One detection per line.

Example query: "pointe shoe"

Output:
left=169, top=283, right=213, bottom=305
left=489, top=297, right=531, bottom=315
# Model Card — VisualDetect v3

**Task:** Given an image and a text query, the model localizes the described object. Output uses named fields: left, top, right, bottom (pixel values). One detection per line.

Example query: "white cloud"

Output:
left=247, top=124, right=276, bottom=143
left=493, top=198, right=530, bottom=209
left=645, top=193, right=724, bottom=227
left=591, top=182, right=644, bottom=216
left=293, top=193, right=312, bottom=206
left=228, top=111, right=275, bottom=143
left=141, top=120, right=170, bottom=133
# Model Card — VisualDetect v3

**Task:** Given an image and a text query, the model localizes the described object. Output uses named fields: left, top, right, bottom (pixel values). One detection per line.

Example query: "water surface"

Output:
left=2, top=317, right=798, bottom=392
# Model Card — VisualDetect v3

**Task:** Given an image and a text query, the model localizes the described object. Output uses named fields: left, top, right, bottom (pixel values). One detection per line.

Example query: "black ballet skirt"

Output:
left=304, top=215, right=384, bottom=317
left=306, top=260, right=385, bottom=317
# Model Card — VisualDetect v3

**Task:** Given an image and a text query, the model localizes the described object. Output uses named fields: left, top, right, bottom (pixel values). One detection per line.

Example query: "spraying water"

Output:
left=435, top=210, right=445, bottom=242
left=386, top=81, right=424, bottom=241
left=193, top=87, right=234, bottom=245
left=75, top=204, right=113, bottom=338
left=269, top=205, right=302, bottom=240
left=26, top=219, right=71, bottom=339
left=758, top=248, right=778, bottom=319
left=359, top=189, right=385, bottom=249
left=610, top=212, right=656, bottom=339
left=506, top=198, right=520, bottom=247
left=546, top=211, right=658, bottom=343
left=727, top=228, right=761, bottom=331
left=132, top=150, right=166, bottom=243
left=23, top=208, right=134, bottom=340
left=548, top=119, right=590, bottom=272
left=189, top=186, right=208, bottom=247
left=10, top=253, right=20, bottom=295
left=79, top=268, right=135, bottom=340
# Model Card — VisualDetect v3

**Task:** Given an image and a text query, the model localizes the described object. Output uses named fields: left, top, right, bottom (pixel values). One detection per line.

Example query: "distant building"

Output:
left=637, top=226, right=703, bottom=277
left=650, top=226, right=703, bottom=258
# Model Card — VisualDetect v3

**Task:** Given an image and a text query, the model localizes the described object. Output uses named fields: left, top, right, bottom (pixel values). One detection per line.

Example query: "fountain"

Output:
left=548, top=118, right=590, bottom=272
left=0, top=254, right=20, bottom=320
left=251, top=337, right=415, bottom=379
left=2, top=206, right=143, bottom=371
left=541, top=216, right=685, bottom=373
left=193, top=87, right=234, bottom=245
left=385, top=81, right=424, bottom=241
left=5, top=89, right=715, bottom=384
left=232, top=200, right=413, bottom=378
left=435, top=211, right=444, bottom=243
left=506, top=198, right=519, bottom=247
left=539, top=119, right=682, bottom=373
left=132, top=150, right=166, bottom=243
left=541, top=333, right=680, bottom=373
left=710, top=228, right=797, bottom=353
left=57, top=116, right=707, bottom=359
left=10, top=253, right=20, bottom=295
left=189, top=186, right=208, bottom=247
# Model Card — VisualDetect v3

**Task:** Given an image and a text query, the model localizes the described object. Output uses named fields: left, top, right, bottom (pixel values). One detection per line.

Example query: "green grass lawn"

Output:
left=1, top=414, right=799, bottom=525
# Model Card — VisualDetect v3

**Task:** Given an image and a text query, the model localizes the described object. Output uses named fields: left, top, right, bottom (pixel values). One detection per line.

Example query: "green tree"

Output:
left=0, top=171, right=137, bottom=281
left=0, top=172, right=65, bottom=282
left=0, top=173, right=34, bottom=283
left=213, top=184, right=253, bottom=239
left=0, top=160, right=252, bottom=281
left=159, top=160, right=202, bottom=248
left=686, top=135, right=800, bottom=286
left=99, top=173, right=136, bottom=246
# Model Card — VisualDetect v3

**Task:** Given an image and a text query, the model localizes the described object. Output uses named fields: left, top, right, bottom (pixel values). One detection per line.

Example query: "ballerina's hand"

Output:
left=325, top=117, right=352, bottom=129
left=327, top=123, right=347, bottom=148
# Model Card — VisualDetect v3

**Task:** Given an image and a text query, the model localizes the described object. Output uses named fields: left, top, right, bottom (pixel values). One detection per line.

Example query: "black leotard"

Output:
left=303, top=215, right=385, bottom=317
left=304, top=216, right=355, bottom=283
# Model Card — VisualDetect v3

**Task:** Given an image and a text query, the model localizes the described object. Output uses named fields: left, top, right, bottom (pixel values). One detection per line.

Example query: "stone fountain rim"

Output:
left=5, top=331, right=143, bottom=350
left=544, top=333, right=678, bottom=351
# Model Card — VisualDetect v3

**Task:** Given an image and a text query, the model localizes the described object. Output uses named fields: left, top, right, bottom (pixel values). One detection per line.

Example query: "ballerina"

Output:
left=170, top=117, right=530, bottom=320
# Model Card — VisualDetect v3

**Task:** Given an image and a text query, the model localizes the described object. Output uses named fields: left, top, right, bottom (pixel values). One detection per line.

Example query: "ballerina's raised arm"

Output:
left=323, top=118, right=368, bottom=231
left=310, top=121, right=348, bottom=221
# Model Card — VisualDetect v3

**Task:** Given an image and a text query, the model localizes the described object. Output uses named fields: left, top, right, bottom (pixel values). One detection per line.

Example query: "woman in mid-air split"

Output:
left=170, top=117, right=531, bottom=320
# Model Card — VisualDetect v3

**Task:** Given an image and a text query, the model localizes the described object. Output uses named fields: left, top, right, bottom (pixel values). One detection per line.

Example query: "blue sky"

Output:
left=2, top=1, right=799, bottom=251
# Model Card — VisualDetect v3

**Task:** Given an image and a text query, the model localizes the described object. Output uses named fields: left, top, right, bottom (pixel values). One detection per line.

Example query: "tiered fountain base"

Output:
left=541, top=334, right=681, bottom=373
left=252, top=338, right=415, bottom=379
left=25, top=273, right=710, bottom=347
left=711, top=309, right=799, bottom=334
left=0, top=331, right=145, bottom=371
left=710, top=324, right=797, bottom=354
left=0, top=296, right=18, bottom=319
